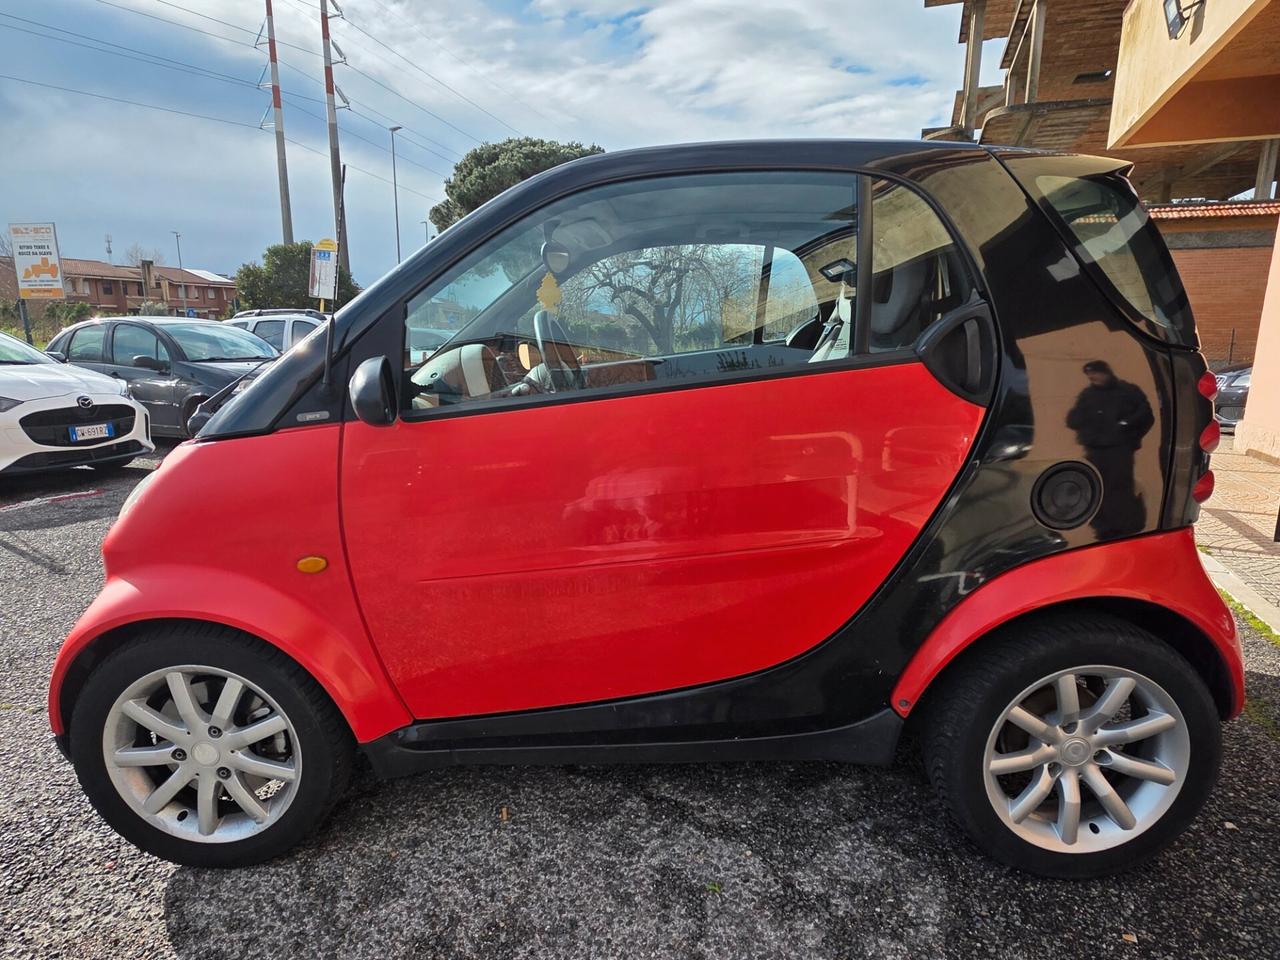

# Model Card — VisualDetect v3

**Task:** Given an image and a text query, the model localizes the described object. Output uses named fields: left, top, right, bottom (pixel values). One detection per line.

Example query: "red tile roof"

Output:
left=1147, top=201, right=1280, bottom=220
left=58, top=258, right=140, bottom=279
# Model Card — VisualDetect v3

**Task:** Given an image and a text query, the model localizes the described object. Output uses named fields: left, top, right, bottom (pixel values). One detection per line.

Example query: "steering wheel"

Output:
left=532, top=309, right=580, bottom=393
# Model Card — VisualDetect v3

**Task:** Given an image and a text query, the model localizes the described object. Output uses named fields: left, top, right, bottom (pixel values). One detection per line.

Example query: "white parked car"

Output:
left=0, top=330, right=154, bottom=476
left=228, top=310, right=323, bottom=352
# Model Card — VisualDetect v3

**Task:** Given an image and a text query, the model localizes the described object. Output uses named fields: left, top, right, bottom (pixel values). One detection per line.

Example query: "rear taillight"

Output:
left=1198, top=371, right=1218, bottom=399
left=1200, top=420, right=1220, bottom=454
left=1193, top=470, right=1215, bottom=503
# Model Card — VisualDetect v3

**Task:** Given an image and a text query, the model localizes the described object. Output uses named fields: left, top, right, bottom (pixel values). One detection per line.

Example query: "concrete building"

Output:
left=1104, top=0, right=1280, bottom=461
left=925, top=0, right=1280, bottom=452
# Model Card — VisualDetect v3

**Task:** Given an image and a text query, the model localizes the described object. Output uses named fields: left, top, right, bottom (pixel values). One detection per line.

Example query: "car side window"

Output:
left=291, top=319, right=318, bottom=345
left=67, top=326, right=106, bottom=362
left=254, top=320, right=287, bottom=351
left=515, top=243, right=822, bottom=361
left=112, top=324, right=169, bottom=366
left=867, top=179, right=972, bottom=352
left=400, top=171, right=860, bottom=414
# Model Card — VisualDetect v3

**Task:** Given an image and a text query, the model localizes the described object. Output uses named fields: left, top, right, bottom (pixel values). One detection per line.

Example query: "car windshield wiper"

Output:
left=193, top=355, right=273, bottom=362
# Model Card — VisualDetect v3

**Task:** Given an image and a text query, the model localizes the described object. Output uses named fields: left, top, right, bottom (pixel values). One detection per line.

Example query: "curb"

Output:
left=1199, top=550, right=1280, bottom=635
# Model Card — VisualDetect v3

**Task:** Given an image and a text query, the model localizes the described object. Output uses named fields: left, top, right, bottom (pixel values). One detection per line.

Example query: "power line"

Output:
left=0, top=17, right=264, bottom=94
left=284, top=135, right=438, bottom=202
left=0, top=15, right=343, bottom=124
left=91, top=0, right=286, bottom=56
left=0, top=72, right=261, bottom=128
left=82, top=0, right=468, bottom=163
left=281, top=94, right=451, bottom=179
left=337, top=10, right=524, bottom=136
left=347, top=105, right=460, bottom=163
left=361, top=0, right=563, bottom=129
left=90, top=0, right=468, bottom=161
left=0, top=72, right=440, bottom=203
left=0, top=13, right=256, bottom=87
left=285, top=0, right=554, bottom=132
left=342, top=61, right=484, bottom=145
left=143, top=0, right=322, bottom=58
left=274, top=0, right=486, bottom=145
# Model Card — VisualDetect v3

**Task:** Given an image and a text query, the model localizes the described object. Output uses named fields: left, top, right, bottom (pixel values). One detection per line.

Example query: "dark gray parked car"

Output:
left=47, top=318, right=277, bottom=437
left=1214, top=364, right=1251, bottom=429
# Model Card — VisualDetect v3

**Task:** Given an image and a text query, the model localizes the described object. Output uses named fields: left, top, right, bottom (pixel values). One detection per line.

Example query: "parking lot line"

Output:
left=0, top=488, right=104, bottom=513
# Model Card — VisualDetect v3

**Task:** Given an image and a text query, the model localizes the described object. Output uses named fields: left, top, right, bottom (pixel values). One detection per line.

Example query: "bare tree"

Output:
left=569, top=246, right=758, bottom=355
left=0, top=232, right=11, bottom=258
left=124, top=243, right=165, bottom=266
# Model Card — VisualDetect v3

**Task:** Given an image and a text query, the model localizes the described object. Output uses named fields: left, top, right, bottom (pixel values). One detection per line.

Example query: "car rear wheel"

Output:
left=69, top=624, right=353, bottom=867
left=922, top=613, right=1221, bottom=878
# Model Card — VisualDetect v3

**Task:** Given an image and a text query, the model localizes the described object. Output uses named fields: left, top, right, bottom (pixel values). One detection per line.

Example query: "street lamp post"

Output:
left=421, top=220, right=430, bottom=244
left=171, top=230, right=187, bottom=316
left=389, top=125, right=402, bottom=263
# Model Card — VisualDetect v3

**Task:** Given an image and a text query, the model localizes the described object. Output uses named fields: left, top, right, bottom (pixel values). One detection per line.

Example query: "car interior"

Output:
left=402, top=176, right=970, bottom=412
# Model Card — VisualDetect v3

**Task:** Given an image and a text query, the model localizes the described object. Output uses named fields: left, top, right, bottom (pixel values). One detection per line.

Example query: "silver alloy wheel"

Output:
left=982, top=665, right=1189, bottom=853
left=102, top=665, right=301, bottom=843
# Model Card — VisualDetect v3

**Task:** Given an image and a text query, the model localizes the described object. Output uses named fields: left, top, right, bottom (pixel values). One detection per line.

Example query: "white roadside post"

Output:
left=308, top=238, right=339, bottom=314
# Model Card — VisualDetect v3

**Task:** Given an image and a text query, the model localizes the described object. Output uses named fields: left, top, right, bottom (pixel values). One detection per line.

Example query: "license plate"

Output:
left=69, top=422, right=114, bottom=442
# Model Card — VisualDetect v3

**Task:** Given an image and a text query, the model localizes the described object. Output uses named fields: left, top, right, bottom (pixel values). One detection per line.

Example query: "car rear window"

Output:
left=1034, top=174, right=1194, bottom=346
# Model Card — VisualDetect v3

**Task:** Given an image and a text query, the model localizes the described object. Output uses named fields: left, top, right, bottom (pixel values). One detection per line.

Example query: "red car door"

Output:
left=340, top=172, right=987, bottom=720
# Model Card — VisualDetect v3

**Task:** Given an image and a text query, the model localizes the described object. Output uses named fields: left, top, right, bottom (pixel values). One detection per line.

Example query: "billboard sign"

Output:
left=9, top=222, right=65, bottom=300
left=308, top=238, right=338, bottom=302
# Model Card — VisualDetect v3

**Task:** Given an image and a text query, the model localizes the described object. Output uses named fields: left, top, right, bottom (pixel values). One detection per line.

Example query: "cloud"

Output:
left=0, top=0, right=968, bottom=283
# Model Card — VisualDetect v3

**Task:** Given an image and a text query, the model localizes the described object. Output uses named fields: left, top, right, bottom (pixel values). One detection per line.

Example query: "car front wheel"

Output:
left=69, top=624, right=353, bottom=867
left=922, top=613, right=1221, bottom=878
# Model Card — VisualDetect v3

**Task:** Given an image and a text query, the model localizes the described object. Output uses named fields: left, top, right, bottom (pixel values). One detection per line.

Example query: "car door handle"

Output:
left=914, top=296, right=996, bottom=406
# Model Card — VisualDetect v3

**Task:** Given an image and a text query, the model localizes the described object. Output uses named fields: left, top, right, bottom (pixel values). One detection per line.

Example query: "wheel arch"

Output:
left=49, top=569, right=414, bottom=746
left=905, top=598, right=1239, bottom=724
left=891, top=530, right=1244, bottom=723
left=54, top=617, right=353, bottom=745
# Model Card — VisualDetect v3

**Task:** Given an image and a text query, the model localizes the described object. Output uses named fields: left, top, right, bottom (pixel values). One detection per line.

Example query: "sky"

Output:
left=0, top=0, right=1006, bottom=286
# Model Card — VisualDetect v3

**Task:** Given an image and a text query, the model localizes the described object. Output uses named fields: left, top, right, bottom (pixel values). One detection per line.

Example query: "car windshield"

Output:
left=164, top=323, right=278, bottom=361
left=0, top=331, right=54, bottom=364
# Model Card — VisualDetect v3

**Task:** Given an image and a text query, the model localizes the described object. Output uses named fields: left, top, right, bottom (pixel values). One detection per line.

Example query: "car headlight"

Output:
left=0, top=396, right=22, bottom=413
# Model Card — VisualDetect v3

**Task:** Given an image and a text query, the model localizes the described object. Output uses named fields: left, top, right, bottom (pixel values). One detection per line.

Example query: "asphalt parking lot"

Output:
left=2, top=449, right=1279, bottom=960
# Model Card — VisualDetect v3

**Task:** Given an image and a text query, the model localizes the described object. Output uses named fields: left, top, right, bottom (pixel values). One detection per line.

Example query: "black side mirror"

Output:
left=349, top=355, right=396, bottom=426
left=45, top=351, right=66, bottom=363
left=133, top=355, right=166, bottom=371
left=186, top=403, right=213, bottom=437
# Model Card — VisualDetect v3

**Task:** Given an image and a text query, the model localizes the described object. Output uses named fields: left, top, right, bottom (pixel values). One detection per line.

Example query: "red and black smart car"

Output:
left=49, top=141, right=1239, bottom=877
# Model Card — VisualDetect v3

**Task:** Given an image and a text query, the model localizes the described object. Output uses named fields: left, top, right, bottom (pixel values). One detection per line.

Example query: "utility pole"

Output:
left=420, top=220, right=430, bottom=244
left=263, top=0, right=293, bottom=243
left=390, top=125, right=402, bottom=263
left=319, top=0, right=350, bottom=272
left=172, top=231, right=187, bottom=316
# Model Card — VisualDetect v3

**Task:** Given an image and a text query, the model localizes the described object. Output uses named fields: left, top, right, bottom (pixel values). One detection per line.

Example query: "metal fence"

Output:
left=1202, top=328, right=1252, bottom=372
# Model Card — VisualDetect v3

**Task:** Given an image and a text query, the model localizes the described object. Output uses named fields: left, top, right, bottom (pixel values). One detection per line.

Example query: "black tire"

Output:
left=922, top=612, right=1221, bottom=879
left=69, top=623, right=354, bottom=867
left=87, top=458, right=134, bottom=472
